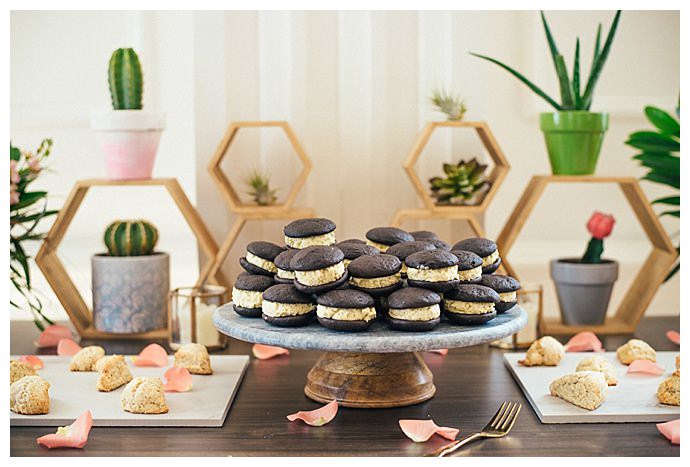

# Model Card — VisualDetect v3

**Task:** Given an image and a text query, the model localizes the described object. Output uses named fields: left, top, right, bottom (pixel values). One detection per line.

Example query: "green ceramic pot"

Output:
left=540, top=111, right=609, bottom=175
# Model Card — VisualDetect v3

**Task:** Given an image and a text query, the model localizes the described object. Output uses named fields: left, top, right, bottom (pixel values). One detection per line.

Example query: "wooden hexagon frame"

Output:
left=208, top=121, right=312, bottom=214
left=35, top=178, right=227, bottom=340
left=496, top=175, right=678, bottom=335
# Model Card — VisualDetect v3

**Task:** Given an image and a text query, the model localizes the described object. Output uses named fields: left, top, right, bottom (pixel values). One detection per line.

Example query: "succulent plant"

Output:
left=108, top=48, right=143, bottom=110
left=429, top=158, right=490, bottom=205
left=245, top=170, right=278, bottom=206
left=430, top=89, right=467, bottom=121
left=104, top=220, right=158, bottom=256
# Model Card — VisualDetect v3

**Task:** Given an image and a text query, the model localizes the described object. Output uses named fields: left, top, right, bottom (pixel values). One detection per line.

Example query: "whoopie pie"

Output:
left=450, top=250, right=484, bottom=284
left=385, top=241, right=437, bottom=277
left=338, top=242, right=380, bottom=267
left=405, top=249, right=460, bottom=293
left=478, top=274, right=521, bottom=312
left=443, top=284, right=499, bottom=325
left=386, top=287, right=441, bottom=332
left=273, top=249, right=299, bottom=284
left=290, top=245, right=348, bottom=294
left=283, top=218, right=337, bottom=249
left=338, top=238, right=365, bottom=245
left=316, top=289, right=377, bottom=332
left=428, top=239, right=451, bottom=250
left=239, top=241, right=285, bottom=276
left=410, top=230, right=439, bottom=241
left=365, top=227, right=414, bottom=252
left=261, top=284, right=316, bottom=327
left=348, top=254, right=403, bottom=296
left=452, top=238, right=501, bottom=274
left=231, top=274, right=274, bottom=317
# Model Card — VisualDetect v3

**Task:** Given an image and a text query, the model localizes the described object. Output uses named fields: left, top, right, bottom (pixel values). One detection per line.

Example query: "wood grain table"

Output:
left=10, top=317, right=680, bottom=457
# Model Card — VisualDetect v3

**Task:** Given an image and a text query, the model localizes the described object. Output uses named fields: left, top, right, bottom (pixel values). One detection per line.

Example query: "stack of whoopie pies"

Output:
left=230, top=218, right=520, bottom=332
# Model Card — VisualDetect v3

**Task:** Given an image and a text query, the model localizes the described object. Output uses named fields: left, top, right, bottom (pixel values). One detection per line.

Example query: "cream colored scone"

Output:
left=576, top=355, right=618, bottom=386
left=96, top=355, right=133, bottom=392
left=10, top=359, right=37, bottom=385
left=518, top=336, right=565, bottom=367
left=174, top=342, right=213, bottom=375
left=121, top=377, right=169, bottom=414
left=616, top=339, right=656, bottom=365
left=657, top=371, right=680, bottom=406
left=10, top=375, right=50, bottom=415
left=69, top=345, right=106, bottom=372
left=549, top=371, right=608, bottom=411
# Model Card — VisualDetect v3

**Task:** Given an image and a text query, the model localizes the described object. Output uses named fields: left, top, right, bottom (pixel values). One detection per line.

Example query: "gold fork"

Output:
left=425, top=401, right=522, bottom=457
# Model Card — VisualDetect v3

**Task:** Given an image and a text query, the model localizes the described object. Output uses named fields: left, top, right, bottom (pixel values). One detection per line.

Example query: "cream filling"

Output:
left=246, top=251, right=277, bottom=273
left=366, top=239, right=391, bottom=252
left=482, top=250, right=499, bottom=267
left=349, top=273, right=401, bottom=289
left=407, top=265, right=458, bottom=282
left=316, top=305, right=377, bottom=322
left=295, top=261, right=345, bottom=286
left=276, top=268, right=295, bottom=280
left=389, top=305, right=441, bottom=321
left=499, top=291, right=517, bottom=302
left=444, top=300, right=495, bottom=315
left=285, top=231, right=336, bottom=249
left=458, top=266, right=482, bottom=281
left=232, top=288, right=263, bottom=309
left=400, top=263, right=408, bottom=275
left=262, top=300, right=315, bottom=317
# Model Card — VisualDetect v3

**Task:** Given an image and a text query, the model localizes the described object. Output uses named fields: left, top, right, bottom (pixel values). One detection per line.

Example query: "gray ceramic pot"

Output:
left=550, top=258, right=618, bottom=325
left=92, top=252, right=170, bottom=333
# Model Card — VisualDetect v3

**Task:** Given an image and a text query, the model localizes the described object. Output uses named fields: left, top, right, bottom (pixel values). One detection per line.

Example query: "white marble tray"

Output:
left=504, top=351, right=680, bottom=424
left=10, top=355, right=249, bottom=427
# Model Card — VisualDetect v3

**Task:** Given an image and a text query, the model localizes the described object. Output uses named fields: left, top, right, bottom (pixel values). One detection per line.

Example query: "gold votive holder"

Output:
left=490, top=284, right=543, bottom=350
left=168, top=285, right=228, bottom=351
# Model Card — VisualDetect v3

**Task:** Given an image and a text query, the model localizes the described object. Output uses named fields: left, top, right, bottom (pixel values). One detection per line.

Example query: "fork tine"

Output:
left=488, top=401, right=508, bottom=428
left=499, top=403, right=518, bottom=430
left=493, top=402, right=514, bottom=429
left=502, top=404, right=522, bottom=432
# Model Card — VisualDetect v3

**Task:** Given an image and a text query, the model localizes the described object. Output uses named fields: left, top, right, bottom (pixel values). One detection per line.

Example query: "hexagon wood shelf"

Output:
left=35, top=178, right=226, bottom=340
left=496, top=175, right=678, bottom=335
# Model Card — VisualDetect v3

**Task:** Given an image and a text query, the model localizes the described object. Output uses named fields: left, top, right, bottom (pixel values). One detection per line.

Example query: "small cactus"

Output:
left=429, top=158, right=490, bottom=205
left=104, top=220, right=158, bottom=256
left=108, top=48, right=143, bottom=110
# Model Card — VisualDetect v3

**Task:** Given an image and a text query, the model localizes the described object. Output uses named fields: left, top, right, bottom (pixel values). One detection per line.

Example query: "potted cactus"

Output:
left=92, top=220, right=169, bottom=334
left=90, top=48, right=165, bottom=180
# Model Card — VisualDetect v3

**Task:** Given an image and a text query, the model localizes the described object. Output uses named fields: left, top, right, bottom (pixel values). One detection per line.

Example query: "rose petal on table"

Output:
left=427, top=349, right=449, bottom=356
left=399, top=419, right=459, bottom=443
left=36, top=324, right=72, bottom=348
left=666, top=330, right=680, bottom=345
left=56, top=338, right=82, bottom=356
left=627, top=359, right=665, bottom=376
left=252, top=344, right=290, bottom=360
left=19, top=355, right=45, bottom=370
left=657, top=419, right=680, bottom=445
left=287, top=400, right=338, bottom=426
left=37, top=410, right=93, bottom=449
left=163, top=366, right=192, bottom=392
left=131, top=343, right=169, bottom=367
left=564, top=331, right=604, bottom=352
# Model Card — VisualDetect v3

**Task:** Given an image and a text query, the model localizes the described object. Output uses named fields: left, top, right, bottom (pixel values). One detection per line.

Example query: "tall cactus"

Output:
left=104, top=220, right=158, bottom=256
left=108, top=48, right=143, bottom=110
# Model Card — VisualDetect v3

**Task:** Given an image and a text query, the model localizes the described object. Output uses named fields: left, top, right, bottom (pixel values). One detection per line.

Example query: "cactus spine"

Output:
left=108, top=48, right=143, bottom=110
left=104, top=220, right=158, bottom=256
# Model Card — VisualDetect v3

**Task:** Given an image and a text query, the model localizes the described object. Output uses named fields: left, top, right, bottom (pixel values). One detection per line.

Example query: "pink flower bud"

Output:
left=10, top=160, right=20, bottom=184
left=28, top=155, right=41, bottom=172
left=10, top=185, right=19, bottom=205
left=587, top=211, right=615, bottom=240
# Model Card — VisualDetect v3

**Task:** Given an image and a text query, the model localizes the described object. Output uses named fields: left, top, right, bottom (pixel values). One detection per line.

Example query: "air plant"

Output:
left=429, top=158, right=490, bottom=205
left=245, top=170, right=278, bottom=206
left=430, top=89, right=467, bottom=121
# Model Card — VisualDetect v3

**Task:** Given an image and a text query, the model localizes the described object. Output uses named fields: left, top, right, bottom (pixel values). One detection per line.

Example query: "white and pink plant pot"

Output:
left=90, top=110, right=165, bottom=180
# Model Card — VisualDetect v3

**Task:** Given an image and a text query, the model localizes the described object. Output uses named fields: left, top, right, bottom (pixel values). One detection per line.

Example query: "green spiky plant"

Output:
left=245, top=170, right=278, bottom=206
left=429, top=158, right=490, bottom=205
left=104, top=220, right=159, bottom=256
left=471, top=11, right=621, bottom=110
left=109, top=48, right=143, bottom=110
left=430, top=89, right=467, bottom=121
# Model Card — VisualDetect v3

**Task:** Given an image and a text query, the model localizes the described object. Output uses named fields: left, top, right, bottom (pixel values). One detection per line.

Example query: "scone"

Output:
left=10, top=359, right=37, bottom=385
left=96, top=355, right=133, bottom=392
left=576, top=355, right=618, bottom=386
left=69, top=345, right=106, bottom=372
left=549, top=371, right=608, bottom=411
left=616, top=339, right=656, bottom=365
left=121, top=377, right=169, bottom=414
left=519, top=336, right=565, bottom=366
left=174, top=343, right=212, bottom=375
left=657, top=370, right=680, bottom=406
left=10, top=375, right=50, bottom=415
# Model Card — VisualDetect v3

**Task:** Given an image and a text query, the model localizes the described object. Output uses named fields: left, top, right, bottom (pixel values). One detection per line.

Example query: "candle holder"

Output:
left=169, top=285, right=228, bottom=351
left=489, top=284, right=543, bottom=350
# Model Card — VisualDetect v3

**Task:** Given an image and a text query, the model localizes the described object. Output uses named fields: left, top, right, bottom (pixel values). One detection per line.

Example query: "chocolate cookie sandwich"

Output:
left=410, top=230, right=438, bottom=241
left=273, top=249, right=299, bottom=284
left=338, top=242, right=380, bottom=267
left=443, top=284, right=499, bottom=325
left=479, top=274, right=521, bottom=312
left=239, top=241, right=285, bottom=276
left=386, top=287, right=441, bottom=332
left=385, top=241, right=437, bottom=278
left=450, top=250, right=483, bottom=284
left=338, top=238, right=365, bottom=245
left=290, top=245, right=348, bottom=294
left=316, top=289, right=377, bottom=332
left=231, top=274, right=274, bottom=317
left=261, top=284, right=316, bottom=327
left=405, top=249, right=460, bottom=293
left=365, top=227, right=414, bottom=252
left=284, top=218, right=336, bottom=249
left=348, top=254, right=403, bottom=296
left=452, top=238, right=501, bottom=274
left=428, top=239, right=451, bottom=251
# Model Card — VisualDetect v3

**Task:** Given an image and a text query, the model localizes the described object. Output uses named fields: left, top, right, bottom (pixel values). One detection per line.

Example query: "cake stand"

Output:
left=214, top=304, right=527, bottom=408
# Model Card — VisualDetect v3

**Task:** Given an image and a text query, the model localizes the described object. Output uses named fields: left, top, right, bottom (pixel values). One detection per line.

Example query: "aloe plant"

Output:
left=471, top=11, right=621, bottom=111
left=109, top=48, right=143, bottom=110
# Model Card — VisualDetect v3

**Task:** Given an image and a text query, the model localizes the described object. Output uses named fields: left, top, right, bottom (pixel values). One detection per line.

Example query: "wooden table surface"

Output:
left=10, top=317, right=680, bottom=457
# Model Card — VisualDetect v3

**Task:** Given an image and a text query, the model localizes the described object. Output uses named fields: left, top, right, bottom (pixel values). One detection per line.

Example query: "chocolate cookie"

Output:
left=428, top=239, right=451, bottom=250
left=316, top=289, right=377, bottom=332
left=273, top=249, right=299, bottom=284
left=338, top=242, right=380, bottom=266
left=239, top=241, right=285, bottom=276
left=450, top=250, right=483, bottom=284
left=410, top=230, right=439, bottom=241
left=452, top=238, right=501, bottom=274
left=386, top=287, right=441, bottom=331
left=338, top=238, right=365, bottom=245
left=479, top=274, right=521, bottom=312
left=347, top=254, right=403, bottom=296
left=261, top=284, right=316, bottom=327
left=443, top=284, right=499, bottom=325
left=290, top=245, right=348, bottom=294
left=405, top=249, right=460, bottom=293
left=365, top=227, right=414, bottom=251
left=284, top=218, right=337, bottom=249
left=385, top=241, right=437, bottom=278
left=232, top=274, right=274, bottom=317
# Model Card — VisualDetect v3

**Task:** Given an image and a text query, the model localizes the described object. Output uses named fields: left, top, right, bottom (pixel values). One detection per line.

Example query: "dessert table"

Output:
left=10, top=317, right=679, bottom=457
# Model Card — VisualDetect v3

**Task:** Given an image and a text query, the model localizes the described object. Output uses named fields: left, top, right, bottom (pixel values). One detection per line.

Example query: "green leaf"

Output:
left=642, top=171, right=680, bottom=189
left=626, top=132, right=680, bottom=152
left=644, top=106, right=680, bottom=137
left=555, top=54, right=574, bottom=108
left=660, top=210, right=680, bottom=218
left=652, top=196, right=680, bottom=206
left=633, top=153, right=680, bottom=173
left=10, top=191, right=47, bottom=211
left=11, top=240, right=31, bottom=287
left=581, top=11, right=621, bottom=109
left=10, top=144, right=21, bottom=161
left=572, top=38, right=581, bottom=108
left=592, top=23, right=602, bottom=65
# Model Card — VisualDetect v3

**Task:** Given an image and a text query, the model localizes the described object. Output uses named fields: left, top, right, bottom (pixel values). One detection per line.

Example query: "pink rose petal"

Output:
left=37, top=410, right=93, bottom=449
left=657, top=419, right=680, bottom=445
left=19, top=355, right=44, bottom=370
left=252, top=344, right=290, bottom=360
left=627, top=359, right=665, bottom=376
left=287, top=400, right=338, bottom=426
left=131, top=343, right=169, bottom=367
left=399, top=419, right=460, bottom=443
left=564, top=331, right=604, bottom=352
left=57, top=338, right=82, bottom=356
left=36, top=325, right=72, bottom=348
left=427, top=349, right=449, bottom=356
left=666, top=330, right=680, bottom=345
left=163, top=366, right=192, bottom=392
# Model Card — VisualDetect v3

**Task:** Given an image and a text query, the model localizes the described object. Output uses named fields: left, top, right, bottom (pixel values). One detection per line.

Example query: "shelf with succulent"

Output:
left=472, top=11, right=621, bottom=175
left=90, top=48, right=166, bottom=180
left=245, top=170, right=279, bottom=206
left=429, top=158, right=490, bottom=206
